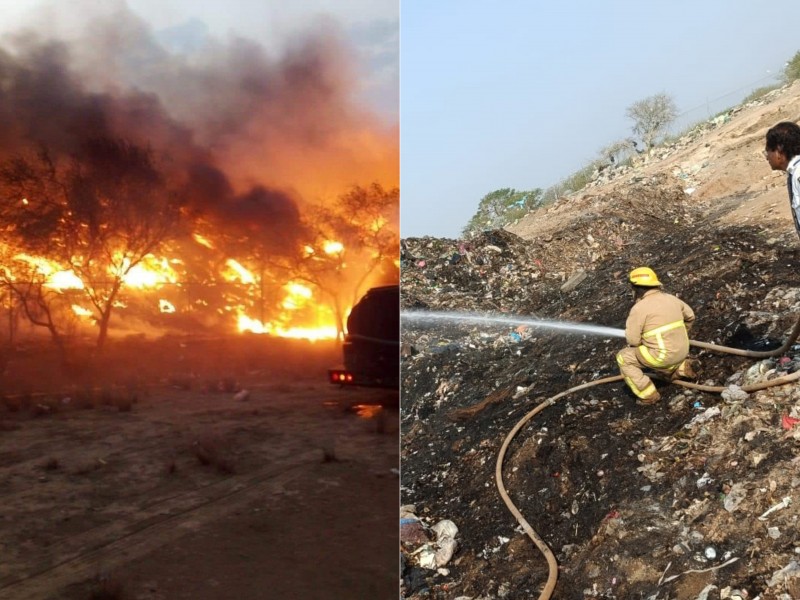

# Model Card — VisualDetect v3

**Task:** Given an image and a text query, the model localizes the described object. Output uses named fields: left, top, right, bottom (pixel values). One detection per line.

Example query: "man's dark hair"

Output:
left=766, top=121, right=800, bottom=158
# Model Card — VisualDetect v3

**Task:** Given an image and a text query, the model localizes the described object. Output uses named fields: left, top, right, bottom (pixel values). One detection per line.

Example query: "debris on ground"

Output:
left=401, top=81, right=800, bottom=599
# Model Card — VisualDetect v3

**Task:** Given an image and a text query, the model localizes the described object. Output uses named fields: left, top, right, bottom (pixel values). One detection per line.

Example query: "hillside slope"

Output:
left=401, top=81, right=800, bottom=599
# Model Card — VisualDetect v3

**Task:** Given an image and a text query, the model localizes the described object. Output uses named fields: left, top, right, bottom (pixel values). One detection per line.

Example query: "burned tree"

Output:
left=289, top=183, right=399, bottom=339
left=0, top=138, right=182, bottom=353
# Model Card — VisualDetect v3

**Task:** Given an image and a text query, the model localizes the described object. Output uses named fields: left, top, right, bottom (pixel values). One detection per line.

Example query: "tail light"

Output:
left=329, top=369, right=355, bottom=384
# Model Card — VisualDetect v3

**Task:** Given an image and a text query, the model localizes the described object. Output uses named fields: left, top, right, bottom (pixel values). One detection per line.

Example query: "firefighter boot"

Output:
left=672, top=359, right=698, bottom=381
left=637, top=390, right=661, bottom=406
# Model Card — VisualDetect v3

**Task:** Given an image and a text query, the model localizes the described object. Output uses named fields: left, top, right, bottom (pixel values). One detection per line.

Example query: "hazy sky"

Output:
left=400, top=0, right=800, bottom=239
left=0, top=0, right=398, bottom=121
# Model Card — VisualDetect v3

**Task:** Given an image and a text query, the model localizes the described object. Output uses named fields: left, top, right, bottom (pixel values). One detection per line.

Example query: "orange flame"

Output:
left=13, top=254, right=84, bottom=290
left=193, top=233, right=215, bottom=249
left=323, top=240, right=344, bottom=255
left=236, top=311, right=338, bottom=341
left=223, top=259, right=255, bottom=284
left=71, top=304, right=93, bottom=318
left=234, top=280, right=342, bottom=341
left=117, top=254, right=180, bottom=288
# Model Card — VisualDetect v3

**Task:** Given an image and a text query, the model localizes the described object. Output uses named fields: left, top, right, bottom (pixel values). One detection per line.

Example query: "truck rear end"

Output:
left=329, top=284, right=399, bottom=389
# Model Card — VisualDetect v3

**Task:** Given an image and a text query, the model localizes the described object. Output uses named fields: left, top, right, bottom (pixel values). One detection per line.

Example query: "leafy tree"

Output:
left=462, top=188, right=543, bottom=237
left=784, top=50, right=800, bottom=83
left=626, top=93, right=678, bottom=150
left=0, top=139, right=182, bottom=354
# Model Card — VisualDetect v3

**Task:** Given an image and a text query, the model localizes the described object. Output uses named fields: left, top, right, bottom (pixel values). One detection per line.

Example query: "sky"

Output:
left=0, top=0, right=399, bottom=122
left=400, top=0, right=800, bottom=239
left=0, top=0, right=399, bottom=203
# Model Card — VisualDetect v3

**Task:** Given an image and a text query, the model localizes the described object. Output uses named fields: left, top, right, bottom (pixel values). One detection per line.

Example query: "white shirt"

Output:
left=788, top=155, right=800, bottom=237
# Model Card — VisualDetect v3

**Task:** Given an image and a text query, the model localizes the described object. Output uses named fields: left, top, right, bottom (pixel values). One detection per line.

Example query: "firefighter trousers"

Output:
left=616, top=346, right=684, bottom=400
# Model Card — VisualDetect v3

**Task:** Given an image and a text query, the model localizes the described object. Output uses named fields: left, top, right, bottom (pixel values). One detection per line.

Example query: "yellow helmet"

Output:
left=629, top=267, right=661, bottom=287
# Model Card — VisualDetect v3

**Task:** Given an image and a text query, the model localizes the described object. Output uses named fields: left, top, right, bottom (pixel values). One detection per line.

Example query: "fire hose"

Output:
left=495, top=316, right=800, bottom=600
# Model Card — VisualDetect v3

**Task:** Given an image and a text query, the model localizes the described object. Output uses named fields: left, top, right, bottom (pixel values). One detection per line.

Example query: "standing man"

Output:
left=764, top=121, right=800, bottom=237
left=616, top=267, right=696, bottom=405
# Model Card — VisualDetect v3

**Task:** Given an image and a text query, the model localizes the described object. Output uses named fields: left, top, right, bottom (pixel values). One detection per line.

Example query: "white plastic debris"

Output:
left=687, top=406, right=722, bottom=427
left=724, top=483, right=747, bottom=513
left=435, top=537, right=458, bottom=567
left=696, top=585, right=718, bottom=600
left=696, top=473, right=713, bottom=489
left=758, top=497, right=792, bottom=521
left=768, top=527, right=781, bottom=539
left=721, top=384, right=749, bottom=403
left=413, top=544, right=438, bottom=569
left=705, top=547, right=717, bottom=559
left=431, top=519, right=459, bottom=541
left=768, top=560, right=800, bottom=586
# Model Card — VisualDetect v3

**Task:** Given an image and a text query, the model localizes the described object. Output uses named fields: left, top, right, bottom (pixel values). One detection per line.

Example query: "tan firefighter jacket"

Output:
left=625, top=289, right=695, bottom=369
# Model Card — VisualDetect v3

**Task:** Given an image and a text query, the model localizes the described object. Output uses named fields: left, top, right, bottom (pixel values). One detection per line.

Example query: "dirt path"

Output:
left=0, top=375, right=398, bottom=600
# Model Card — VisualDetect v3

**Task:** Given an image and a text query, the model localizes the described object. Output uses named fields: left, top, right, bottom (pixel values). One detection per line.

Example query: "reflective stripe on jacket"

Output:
left=625, top=289, right=695, bottom=369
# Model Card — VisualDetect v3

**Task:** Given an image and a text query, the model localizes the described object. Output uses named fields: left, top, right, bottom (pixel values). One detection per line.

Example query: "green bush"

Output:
left=784, top=51, right=800, bottom=83
left=741, top=85, right=781, bottom=104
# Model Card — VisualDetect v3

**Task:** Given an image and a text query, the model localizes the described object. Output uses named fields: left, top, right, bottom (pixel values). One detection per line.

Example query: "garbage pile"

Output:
left=401, top=230, right=544, bottom=314
left=402, top=240, right=800, bottom=599
left=401, top=81, right=800, bottom=599
left=403, top=175, right=705, bottom=319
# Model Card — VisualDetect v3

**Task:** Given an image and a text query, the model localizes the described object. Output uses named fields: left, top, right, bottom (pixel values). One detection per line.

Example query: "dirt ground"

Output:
left=401, top=82, right=800, bottom=599
left=0, top=336, right=398, bottom=600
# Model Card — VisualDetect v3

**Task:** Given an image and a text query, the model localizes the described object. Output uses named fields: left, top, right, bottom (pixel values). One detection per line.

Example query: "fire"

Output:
left=282, top=282, right=313, bottom=309
left=2, top=235, right=365, bottom=345
left=9, top=252, right=182, bottom=292
left=13, top=254, right=84, bottom=290
left=47, top=269, right=85, bottom=290
left=193, top=233, right=215, bottom=249
left=236, top=311, right=338, bottom=341
left=118, top=254, right=180, bottom=288
left=323, top=240, right=344, bottom=255
left=370, top=216, right=387, bottom=232
left=234, top=280, right=342, bottom=341
left=71, top=304, right=93, bottom=317
left=223, top=259, right=255, bottom=284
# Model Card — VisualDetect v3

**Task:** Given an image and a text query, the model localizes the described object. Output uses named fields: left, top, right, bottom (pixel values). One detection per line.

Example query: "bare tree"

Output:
left=0, top=139, right=182, bottom=353
left=0, top=261, right=81, bottom=365
left=599, top=138, right=638, bottom=165
left=625, top=93, right=678, bottom=151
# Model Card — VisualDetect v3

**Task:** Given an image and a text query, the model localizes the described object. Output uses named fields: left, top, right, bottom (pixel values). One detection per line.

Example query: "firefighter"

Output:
left=616, top=267, right=696, bottom=405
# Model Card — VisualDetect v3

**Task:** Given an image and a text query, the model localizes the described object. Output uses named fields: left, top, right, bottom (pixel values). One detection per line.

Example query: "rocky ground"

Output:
left=401, top=82, right=800, bottom=599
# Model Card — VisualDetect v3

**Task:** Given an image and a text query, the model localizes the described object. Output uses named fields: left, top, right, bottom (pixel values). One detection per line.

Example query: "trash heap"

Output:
left=402, top=256, right=800, bottom=599
left=401, top=80, right=800, bottom=599
left=401, top=230, right=544, bottom=314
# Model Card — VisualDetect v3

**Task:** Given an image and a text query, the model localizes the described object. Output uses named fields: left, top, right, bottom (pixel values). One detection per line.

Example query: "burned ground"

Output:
left=401, top=83, right=800, bottom=599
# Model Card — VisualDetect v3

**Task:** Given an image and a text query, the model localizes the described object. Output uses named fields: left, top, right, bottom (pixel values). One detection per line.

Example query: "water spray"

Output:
left=401, top=310, right=625, bottom=339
